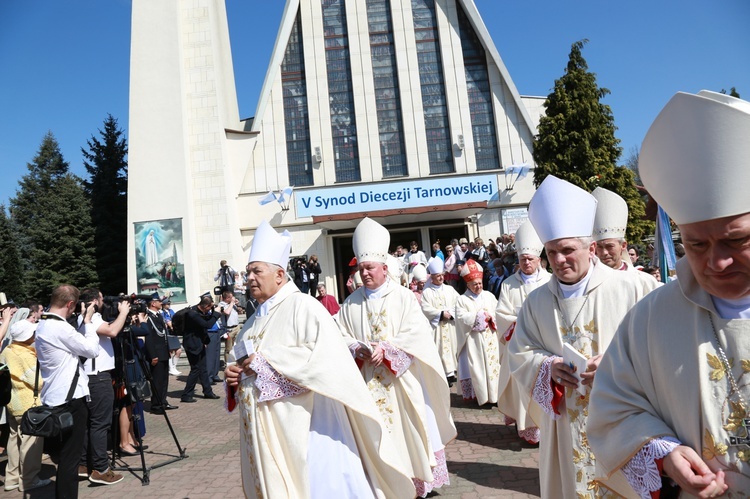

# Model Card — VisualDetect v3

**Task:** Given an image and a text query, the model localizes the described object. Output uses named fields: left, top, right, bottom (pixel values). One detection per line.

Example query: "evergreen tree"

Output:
left=82, top=114, right=128, bottom=295
left=532, top=40, right=651, bottom=242
left=10, top=132, right=98, bottom=300
left=0, top=205, right=25, bottom=301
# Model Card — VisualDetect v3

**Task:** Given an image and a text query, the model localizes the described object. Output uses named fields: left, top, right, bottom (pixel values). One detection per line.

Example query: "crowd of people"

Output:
left=0, top=283, right=241, bottom=497
left=1, top=90, right=747, bottom=497
left=223, top=90, right=749, bottom=498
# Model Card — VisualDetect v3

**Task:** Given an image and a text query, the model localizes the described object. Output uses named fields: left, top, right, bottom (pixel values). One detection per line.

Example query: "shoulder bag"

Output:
left=20, top=360, right=78, bottom=438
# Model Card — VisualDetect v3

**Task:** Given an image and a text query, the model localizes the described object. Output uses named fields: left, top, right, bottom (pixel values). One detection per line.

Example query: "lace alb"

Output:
left=532, top=356, right=561, bottom=420
left=622, top=437, right=680, bottom=499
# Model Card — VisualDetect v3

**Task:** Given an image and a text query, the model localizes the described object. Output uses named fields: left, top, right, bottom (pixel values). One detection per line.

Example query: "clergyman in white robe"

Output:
left=228, top=281, right=415, bottom=499
left=495, top=266, right=551, bottom=443
left=509, top=259, right=647, bottom=498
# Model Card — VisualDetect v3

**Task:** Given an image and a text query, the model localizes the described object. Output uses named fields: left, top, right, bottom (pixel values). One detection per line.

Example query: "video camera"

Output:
left=100, top=293, right=153, bottom=322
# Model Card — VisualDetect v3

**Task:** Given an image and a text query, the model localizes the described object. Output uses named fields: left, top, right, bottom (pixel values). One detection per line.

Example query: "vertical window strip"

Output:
left=282, top=13, right=314, bottom=186
left=367, top=0, right=408, bottom=178
left=412, top=0, right=454, bottom=174
left=323, top=0, right=361, bottom=182
left=457, top=4, right=499, bottom=170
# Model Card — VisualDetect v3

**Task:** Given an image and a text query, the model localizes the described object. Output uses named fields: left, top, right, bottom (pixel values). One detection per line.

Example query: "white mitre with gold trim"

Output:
left=353, top=217, right=390, bottom=264
left=528, top=175, right=597, bottom=244
left=248, top=220, right=292, bottom=268
left=640, top=90, right=750, bottom=224
left=515, top=221, right=544, bottom=257
left=591, top=187, right=628, bottom=241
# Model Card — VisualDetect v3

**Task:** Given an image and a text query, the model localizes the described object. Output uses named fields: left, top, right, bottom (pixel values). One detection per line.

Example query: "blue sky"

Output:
left=1, top=0, right=747, bottom=208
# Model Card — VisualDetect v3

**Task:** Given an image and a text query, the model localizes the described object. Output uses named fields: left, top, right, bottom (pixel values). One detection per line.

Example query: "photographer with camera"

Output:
left=35, top=285, right=100, bottom=499
left=75, top=288, right=131, bottom=486
left=213, top=260, right=237, bottom=295
left=218, top=291, right=239, bottom=368
left=180, top=293, right=222, bottom=403
left=130, top=294, right=178, bottom=415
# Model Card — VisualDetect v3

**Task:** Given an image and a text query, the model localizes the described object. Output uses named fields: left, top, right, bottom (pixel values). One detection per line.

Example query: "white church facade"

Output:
left=127, top=0, right=542, bottom=302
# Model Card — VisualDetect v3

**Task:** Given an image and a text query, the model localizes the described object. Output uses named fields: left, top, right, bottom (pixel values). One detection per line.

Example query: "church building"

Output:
left=127, top=0, right=541, bottom=302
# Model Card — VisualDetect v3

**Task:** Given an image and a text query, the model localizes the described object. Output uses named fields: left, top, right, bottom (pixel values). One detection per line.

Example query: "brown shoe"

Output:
left=78, top=465, right=89, bottom=479
left=89, top=468, right=124, bottom=485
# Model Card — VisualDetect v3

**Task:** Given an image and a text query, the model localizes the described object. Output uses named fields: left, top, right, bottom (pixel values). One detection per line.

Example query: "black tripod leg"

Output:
left=110, top=404, right=120, bottom=469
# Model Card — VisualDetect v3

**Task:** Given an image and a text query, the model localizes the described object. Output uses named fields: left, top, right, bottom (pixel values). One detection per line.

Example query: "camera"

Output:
left=100, top=294, right=150, bottom=323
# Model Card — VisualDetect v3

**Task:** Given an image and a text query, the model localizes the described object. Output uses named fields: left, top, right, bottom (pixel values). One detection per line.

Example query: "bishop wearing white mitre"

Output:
left=338, top=217, right=457, bottom=498
left=224, top=220, right=415, bottom=499
left=508, top=176, right=649, bottom=498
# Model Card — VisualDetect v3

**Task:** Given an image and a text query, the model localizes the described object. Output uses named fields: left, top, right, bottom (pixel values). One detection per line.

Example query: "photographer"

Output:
left=217, top=291, right=238, bottom=369
left=35, top=285, right=100, bottom=499
left=179, top=294, right=222, bottom=403
left=213, top=260, right=236, bottom=295
left=76, top=288, right=130, bottom=486
left=130, top=294, right=177, bottom=415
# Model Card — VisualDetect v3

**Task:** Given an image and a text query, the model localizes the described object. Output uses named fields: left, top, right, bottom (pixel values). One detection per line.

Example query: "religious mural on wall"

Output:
left=134, top=218, right=187, bottom=304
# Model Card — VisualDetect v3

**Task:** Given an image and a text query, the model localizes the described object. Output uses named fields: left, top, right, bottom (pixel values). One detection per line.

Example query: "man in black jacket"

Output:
left=179, top=294, right=221, bottom=403
left=134, top=294, right=178, bottom=414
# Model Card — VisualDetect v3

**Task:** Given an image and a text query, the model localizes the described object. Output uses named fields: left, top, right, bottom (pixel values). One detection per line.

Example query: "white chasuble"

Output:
left=420, top=284, right=460, bottom=376
left=339, top=283, right=457, bottom=485
left=495, top=269, right=550, bottom=432
left=509, top=261, right=648, bottom=499
left=590, top=258, right=750, bottom=495
left=231, top=282, right=414, bottom=499
left=455, top=290, right=501, bottom=405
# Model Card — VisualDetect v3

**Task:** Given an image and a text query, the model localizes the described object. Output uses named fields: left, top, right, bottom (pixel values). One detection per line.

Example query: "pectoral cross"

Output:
left=729, top=418, right=750, bottom=447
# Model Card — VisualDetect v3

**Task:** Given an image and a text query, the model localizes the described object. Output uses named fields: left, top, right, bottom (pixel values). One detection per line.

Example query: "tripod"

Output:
left=110, top=325, right=188, bottom=485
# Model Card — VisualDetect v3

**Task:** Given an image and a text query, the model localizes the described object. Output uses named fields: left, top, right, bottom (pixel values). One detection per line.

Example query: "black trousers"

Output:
left=181, top=349, right=213, bottom=399
left=59, top=397, right=88, bottom=499
left=81, top=371, right=114, bottom=473
left=150, top=360, right=169, bottom=410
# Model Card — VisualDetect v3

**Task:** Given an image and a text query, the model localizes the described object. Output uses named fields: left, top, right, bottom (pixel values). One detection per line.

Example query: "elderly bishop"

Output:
left=455, top=258, right=501, bottom=405
left=224, top=220, right=414, bottom=499
left=589, top=91, right=750, bottom=497
left=339, top=217, right=456, bottom=498
left=495, top=221, right=550, bottom=444
left=420, top=257, right=460, bottom=385
left=591, top=186, right=661, bottom=293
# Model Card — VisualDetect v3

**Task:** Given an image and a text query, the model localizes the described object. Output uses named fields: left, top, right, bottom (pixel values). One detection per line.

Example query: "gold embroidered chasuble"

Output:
left=232, top=282, right=414, bottom=499
left=455, top=290, right=501, bottom=405
left=590, top=257, right=750, bottom=495
left=338, top=283, right=457, bottom=483
left=420, top=283, right=460, bottom=376
left=495, top=269, right=551, bottom=430
left=509, top=261, right=648, bottom=498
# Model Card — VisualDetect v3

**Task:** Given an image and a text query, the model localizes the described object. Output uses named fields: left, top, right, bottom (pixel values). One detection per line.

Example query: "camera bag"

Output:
left=21, top=360, right=78, bottom=438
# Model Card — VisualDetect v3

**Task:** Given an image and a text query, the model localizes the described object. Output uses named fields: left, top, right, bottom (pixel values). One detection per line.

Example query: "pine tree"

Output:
left=532, top=40, right=651, bottom=242
left=0, top=205, right=25, bottom=301
left=10, top=132, right=98, bottom=300
left=82, top=114, right=129, bottom=295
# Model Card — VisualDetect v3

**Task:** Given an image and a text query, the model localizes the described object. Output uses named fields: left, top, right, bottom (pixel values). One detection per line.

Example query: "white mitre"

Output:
left=248, top=220, right=292, bottom=268
left=426, top=257, right=444, bottom=275
left=528, top=175, right=597, bottom=244
left=412, top=264, right=427, bottom=283
left=640, top=90, right=750, bottom=224
left=353, top=217, right=390, bottom=264
left=591, top=187, right=628, bottom=241
left=515, top=221, right=544, bottom=257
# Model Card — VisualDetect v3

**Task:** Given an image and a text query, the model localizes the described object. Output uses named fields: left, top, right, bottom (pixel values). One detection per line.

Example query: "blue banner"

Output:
left=294, top=174, right=498, bottom=218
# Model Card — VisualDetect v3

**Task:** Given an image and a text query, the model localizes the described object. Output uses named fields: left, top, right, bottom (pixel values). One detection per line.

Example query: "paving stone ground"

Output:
left=1, top=361, right=540, bottom=498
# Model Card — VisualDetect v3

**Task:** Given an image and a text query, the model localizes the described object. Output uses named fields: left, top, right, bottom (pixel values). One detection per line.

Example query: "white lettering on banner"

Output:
left=294, top=175, right=498, bottom=218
